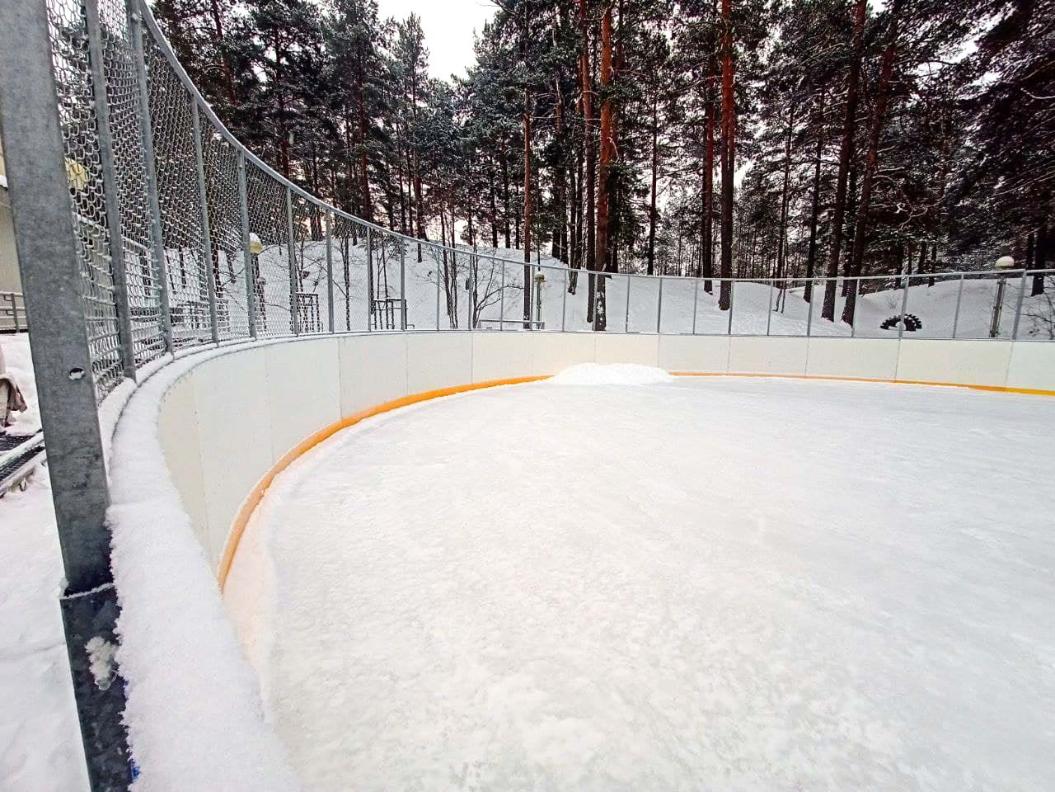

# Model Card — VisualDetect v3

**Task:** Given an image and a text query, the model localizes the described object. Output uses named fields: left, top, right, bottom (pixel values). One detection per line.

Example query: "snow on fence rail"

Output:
left=2, top=0, right=1055, bottom=787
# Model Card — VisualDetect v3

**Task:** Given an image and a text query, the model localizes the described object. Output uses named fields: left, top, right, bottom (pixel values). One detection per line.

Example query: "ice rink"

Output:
left=226, top=371, right=1055, bottom=791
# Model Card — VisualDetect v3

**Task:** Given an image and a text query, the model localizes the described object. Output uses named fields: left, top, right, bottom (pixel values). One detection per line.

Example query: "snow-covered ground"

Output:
left=0, top=333, right=87, bottom=791
left=208, top=238, right=1055, bottom=340
left=228, top=371, right=1055, bottom=790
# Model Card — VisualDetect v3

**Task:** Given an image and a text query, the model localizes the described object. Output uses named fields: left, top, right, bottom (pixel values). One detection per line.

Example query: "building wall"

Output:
left=0, top=145, right=23, bottom=294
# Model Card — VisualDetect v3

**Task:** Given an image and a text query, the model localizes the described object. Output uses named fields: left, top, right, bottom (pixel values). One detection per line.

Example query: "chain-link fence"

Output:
left=26, top=0, right=1055, bottom=404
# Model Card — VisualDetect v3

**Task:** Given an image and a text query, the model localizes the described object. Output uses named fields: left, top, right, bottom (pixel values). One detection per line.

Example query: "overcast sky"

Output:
left=376, top=0, right=498, bottom=81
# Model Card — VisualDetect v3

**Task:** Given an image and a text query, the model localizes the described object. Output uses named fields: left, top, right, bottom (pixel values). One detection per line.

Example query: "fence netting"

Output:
left=36, top=0, right=1055, bottom=403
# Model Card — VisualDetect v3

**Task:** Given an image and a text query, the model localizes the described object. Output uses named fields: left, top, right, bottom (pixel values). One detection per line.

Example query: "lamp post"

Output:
left=990, top=255, right=1015, bottom=338
left=534, top=270, right=545, bottom=328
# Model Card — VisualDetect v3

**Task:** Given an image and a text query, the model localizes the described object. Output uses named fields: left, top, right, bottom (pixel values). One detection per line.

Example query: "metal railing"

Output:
left=0, top=291, right=26, bottom=332
left=1, top=0, right=1054, bottom=787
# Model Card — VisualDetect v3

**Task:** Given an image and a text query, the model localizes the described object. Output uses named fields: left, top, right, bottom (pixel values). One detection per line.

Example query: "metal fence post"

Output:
left=499, top=259, right=506, bottom=331
left=625, top=274, right=631, bottom=333
left=656, top=277, right=664, bottom=334
left=765, top=279, right=774, bottom=336
left=399, top=238, right=406, bottom=330
left=324, top=211, right=334, bottom=334
left=190, top=100, right=219, bottom=343
left=286, top=187, right=300, bottom=335
left=237, top=151, right=256, bottom=338
left=806, top=280, right=815, bottom=337
left=951, top=272, right=965, bottom=339
left=127, top=0, right=172, bottom=353
left=850, top=276, right=858, bottom=338
left=435, top=248, right=442, bottom=330
left=1012, top=269, right=1028, bottom=339
left=561, top=267, right=568, bottom=331
left=691, top=277, right=699, bottom=335
left=85, top=0, right=137, bottom=379
left=727, top=280, right=735, bottom=335
left=0, top=0, right=133, bottom=785
left=898, top=274, right=911, bottom=340
left=366, top=226, right=374, bottom=331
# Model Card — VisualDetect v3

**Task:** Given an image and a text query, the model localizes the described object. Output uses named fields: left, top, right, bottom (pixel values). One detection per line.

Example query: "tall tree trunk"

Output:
left=523, top=89, right=533, bottom=328
left=842, top=2, right=899, bottom=326
left=804, top=99, right=825, bottom=303
left=488, top=156, right=499, bottom=248
left=702, top=76, right=715, bottom=292
left=821, top=0, right=866, bottom=321
left=718, top=0, right=735, bottom=311
left=355, top=53, right=374, bottom=223
left=553, top=77, right=567, bottom=262
left=646, top=92, right=659, bottom=275
left=594, top=1, right=615, bottom=331
left=775, top=105, right=794, bottom=297
left=579, top=0, right=596, bottom=320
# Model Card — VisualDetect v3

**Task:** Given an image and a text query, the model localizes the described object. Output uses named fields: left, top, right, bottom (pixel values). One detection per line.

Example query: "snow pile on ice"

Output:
left=549, top=362, right=674, bottom=386
left=105, top=343, right=297, bottom=791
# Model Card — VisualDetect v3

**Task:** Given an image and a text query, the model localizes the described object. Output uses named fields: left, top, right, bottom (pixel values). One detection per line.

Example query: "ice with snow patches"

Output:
left=548, top=362, right=675, bottom=386
left=228, top=374, right=1055, bottom=790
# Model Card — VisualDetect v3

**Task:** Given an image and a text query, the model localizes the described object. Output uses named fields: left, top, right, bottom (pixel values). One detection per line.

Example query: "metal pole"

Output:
left=561, top=267, right=567, bottom=332
left=656, top=277, right=664, bottom=334
left=366, top=226, right=374, bottom=331
left=806, top=280, right=815, bottom=337
left=691, top=277, right=699, bottom=335
left=499, top=259, right=506, bottom=331
left=765, top=279, right=773, bottom=336
left=727, top=280, right=735, bottom=335
left=325, top=211, right=334, bottom=333
left=399, top=239, right=406, bottom=330
left=625, top=275, right=631, bottom=332
left=85, top=0, right=137, bottom=378
left=898, top=274, right=911, bottom=340
left=190, top=100, right=219, bottom=343
left=236, top=151, right=256, bottom=338
left=850, top=276, right=857, bottom=338
left=951, top=272, right=965, bottom=339
left=286, top=187, right=300, bottom=335
left=128, top=0, right=172, bottom=353
left=1012, top=269, right=1028, bottom=339
left=0, top=0, right=132, bottom=785
left=435, top=248, right=441, bottom=330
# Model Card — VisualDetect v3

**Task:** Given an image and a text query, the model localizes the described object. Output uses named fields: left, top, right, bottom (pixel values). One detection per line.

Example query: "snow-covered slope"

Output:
left=229, top=239, right=1054, bottom=340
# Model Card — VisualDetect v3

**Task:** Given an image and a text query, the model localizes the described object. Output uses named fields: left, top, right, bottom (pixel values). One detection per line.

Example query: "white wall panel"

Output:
left=191, top=349, right=272, bottom=564
left=471, top=332, right=541, bottom=381
left=594, top=333, right=660, bottom=366
left=658, top=335, right=730, bottom=373
left=1005, top=342, right=1055, bottom=391
left=806, top=338, right=899, bottom=380
left=157, top=373, right=207, bottom=547
left=338, top=334, right=407, bottom=415
left=264, top=338, right=341, bottom=460
left=729, top=337, right=808, bottom=375
left=529, top=332, right=596, bottom=376
left=896, top=340, right=1012, bottom=386
left=405, top=332, right=473, bottom=393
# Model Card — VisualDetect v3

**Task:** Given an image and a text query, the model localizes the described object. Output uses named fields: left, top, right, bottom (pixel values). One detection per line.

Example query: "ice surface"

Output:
left=549, top=363, right=674, bottom=386
left=228, top=376, right=1055, bottom=791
